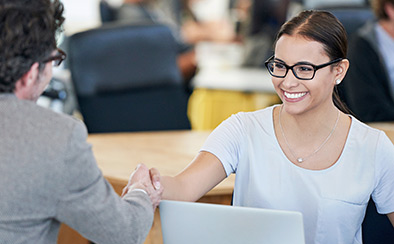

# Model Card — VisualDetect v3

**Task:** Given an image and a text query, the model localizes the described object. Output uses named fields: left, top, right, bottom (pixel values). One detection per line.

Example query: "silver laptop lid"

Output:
left=159, top=200, right=305, bottom=244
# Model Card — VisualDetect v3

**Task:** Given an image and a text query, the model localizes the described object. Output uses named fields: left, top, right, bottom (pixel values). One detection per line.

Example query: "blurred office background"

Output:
left=41, top=0, right=373, bottom=133
left=51, top=1, right=394, bottom=244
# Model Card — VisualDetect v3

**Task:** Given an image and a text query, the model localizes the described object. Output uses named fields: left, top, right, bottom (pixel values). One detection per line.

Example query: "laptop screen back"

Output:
left=159, top=200, right=305, bottom=244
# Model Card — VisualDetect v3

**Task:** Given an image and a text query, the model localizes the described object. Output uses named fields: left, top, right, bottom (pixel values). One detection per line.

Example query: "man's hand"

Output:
left=122, top=164, right=163, bottom=210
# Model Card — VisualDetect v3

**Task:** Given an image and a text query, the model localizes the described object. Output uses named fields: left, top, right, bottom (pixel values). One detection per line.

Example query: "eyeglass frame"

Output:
left=264, top=55, right=343, bottom=80
left=41, top=48, right=67, bottom=67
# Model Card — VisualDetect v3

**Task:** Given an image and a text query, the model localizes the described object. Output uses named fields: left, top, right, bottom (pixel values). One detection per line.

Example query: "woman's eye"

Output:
left=274, top=63, right=286, bottom=69
left=297, top=65, right=313, bottom=72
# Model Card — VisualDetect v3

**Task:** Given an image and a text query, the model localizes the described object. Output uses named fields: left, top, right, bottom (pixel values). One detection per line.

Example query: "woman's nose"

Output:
left=281, top=69, right=301, bottom=89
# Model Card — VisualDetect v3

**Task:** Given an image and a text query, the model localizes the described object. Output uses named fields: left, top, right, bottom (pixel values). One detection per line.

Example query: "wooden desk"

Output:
left=58, top=130, right=235, bottom=244
left=87, top=130, right=235, bottom=197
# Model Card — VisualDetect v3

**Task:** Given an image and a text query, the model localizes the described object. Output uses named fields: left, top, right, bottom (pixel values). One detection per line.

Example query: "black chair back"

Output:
left=362, top=199, right=394, bottom=244
left=99, top=0, right=118, bottom=23
left=318, top=5, right=374, bottom=36
left=68, top=23, right=190, bottom=133
left=318, top=5, right=375, bottom=106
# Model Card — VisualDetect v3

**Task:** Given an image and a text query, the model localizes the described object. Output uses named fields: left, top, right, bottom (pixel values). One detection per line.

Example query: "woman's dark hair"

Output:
left=0, top=0, right=65, bottom=93
left=274, top=10, right=350, bottom=114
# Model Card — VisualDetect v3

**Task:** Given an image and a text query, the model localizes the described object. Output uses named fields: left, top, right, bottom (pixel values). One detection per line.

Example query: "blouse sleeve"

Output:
left=372, top=131, right=394, bottom=214
left=200, top=113, right=246, bottom=176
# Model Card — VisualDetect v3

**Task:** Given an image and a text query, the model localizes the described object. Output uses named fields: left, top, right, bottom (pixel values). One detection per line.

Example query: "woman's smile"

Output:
left=283, top=91, right=308, bottom=99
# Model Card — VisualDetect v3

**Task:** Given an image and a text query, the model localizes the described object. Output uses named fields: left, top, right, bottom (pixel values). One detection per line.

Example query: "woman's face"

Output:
left=272, top=34, right=338, bottom=116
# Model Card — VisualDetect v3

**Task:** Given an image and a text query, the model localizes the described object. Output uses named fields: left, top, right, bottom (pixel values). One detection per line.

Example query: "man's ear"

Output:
left=14, top=62, right=39, bottom=100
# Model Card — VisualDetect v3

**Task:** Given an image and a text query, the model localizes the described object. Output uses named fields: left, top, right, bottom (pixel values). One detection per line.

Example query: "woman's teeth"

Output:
left=284, top=91, right=307, bottom=99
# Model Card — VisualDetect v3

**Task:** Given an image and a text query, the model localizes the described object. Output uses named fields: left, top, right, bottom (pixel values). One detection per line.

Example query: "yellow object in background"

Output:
left=188, top=88, right=280, bottom=130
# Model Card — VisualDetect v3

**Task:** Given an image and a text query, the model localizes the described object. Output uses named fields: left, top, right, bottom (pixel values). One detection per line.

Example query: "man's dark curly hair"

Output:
left=0, top=0, right=65, bottom=93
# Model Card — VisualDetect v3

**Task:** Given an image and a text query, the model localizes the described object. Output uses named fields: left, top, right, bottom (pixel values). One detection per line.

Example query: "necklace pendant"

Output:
left=279, top=106, right=341, bottom=166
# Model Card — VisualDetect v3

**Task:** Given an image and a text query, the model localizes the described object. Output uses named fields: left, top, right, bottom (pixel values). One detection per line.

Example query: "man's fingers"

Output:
left=129, top=164, right=149, bottom=182
left=149, top=168, right=161, bottom=190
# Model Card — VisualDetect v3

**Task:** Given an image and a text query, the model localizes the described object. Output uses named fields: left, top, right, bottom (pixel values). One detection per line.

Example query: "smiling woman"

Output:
left=153, top=10, right=394, bottom=244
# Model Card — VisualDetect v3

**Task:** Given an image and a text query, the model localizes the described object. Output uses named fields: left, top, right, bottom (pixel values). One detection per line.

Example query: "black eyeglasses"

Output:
left=264, top=56, right=343, bottom=80
left=42, top=48, right=67, bottom=67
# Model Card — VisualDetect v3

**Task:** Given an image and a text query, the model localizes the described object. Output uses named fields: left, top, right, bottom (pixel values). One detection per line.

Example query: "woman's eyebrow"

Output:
left=274, top=57, right=314, bottom=65
left=273, top=57, right=286, bottom=63
left=295, top=61, right=314, bottom=65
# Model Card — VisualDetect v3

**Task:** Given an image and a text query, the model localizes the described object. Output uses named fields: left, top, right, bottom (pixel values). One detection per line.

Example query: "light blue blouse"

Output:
left=201, top=105, right=394, bottom=244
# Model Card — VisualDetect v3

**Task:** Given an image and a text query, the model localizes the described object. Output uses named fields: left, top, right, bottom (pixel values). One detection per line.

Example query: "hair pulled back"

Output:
left=274, top=10, right=350, bottom=113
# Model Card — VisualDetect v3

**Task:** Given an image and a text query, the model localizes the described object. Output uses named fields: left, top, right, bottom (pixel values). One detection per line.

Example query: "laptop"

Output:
left=159, top=200, right=305, bottom=244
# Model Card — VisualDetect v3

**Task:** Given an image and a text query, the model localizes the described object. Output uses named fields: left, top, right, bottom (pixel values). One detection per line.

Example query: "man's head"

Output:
left=0, top=0, right=64, bottom=100
left=371, top=0, right=394, bottom=20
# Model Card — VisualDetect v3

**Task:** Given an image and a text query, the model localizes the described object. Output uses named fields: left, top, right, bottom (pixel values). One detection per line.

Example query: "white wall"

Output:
left=190, top=0, right=231, bottom=21
left=60, top=0, right=231, bottom=34
left=61, top=0, right=101, bottom=35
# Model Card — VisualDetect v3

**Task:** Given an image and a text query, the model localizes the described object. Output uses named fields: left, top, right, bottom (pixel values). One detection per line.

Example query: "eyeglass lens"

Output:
left=42, top=48, right=66, bottom=67
left=51, top=58, right=63, bottom=67
left=267, top=61, right=315, bottom=80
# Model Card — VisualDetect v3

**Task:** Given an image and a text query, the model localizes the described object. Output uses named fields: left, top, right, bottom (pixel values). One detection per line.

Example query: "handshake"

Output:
left=121, top=164, right=164, bottom=210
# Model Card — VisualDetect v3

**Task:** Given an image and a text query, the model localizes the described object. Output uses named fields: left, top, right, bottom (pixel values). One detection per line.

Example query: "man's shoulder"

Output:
left=25, top=99, right=82, bottom=128
left=1, top=95, right=85, bottom=136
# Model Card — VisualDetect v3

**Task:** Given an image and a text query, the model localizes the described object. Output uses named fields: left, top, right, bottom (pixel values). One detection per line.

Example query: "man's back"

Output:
left=0, top=94, right=153, bottom=243
left=0, top=94, right=78, bottom=242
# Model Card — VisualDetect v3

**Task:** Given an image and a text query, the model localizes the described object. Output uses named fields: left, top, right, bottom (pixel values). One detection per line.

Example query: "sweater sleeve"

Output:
left=55, top=121, right=154, bottom=244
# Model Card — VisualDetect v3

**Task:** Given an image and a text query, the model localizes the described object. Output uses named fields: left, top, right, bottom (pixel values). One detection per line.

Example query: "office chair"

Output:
left=68, top=22, right=191, bottom=133
left=318, top=5, right=375, bottom=36
left=362, top=199, right=394, bottom=244
left=316, top=5, right=374, bottom=106
left=99, top=0, right=118, bottom=23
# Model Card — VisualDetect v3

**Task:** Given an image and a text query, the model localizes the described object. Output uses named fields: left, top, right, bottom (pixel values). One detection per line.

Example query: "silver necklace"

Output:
left=278, top=106, right=340, bottom=163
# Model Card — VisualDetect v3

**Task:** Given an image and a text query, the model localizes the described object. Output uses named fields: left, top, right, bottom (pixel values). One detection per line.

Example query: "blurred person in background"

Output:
left=117, top=0, right=237, bottom=91
left=180, top=0, right=236, bottom=44
left=118, top=0, right=197, bottom=90
left=237, top=0, right=293, bottom=67
left=343, top=0, right=394, bottom=122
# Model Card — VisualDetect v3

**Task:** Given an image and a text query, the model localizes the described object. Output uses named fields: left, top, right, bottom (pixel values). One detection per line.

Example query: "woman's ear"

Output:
left=335, top=58, right=349, bottom=82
